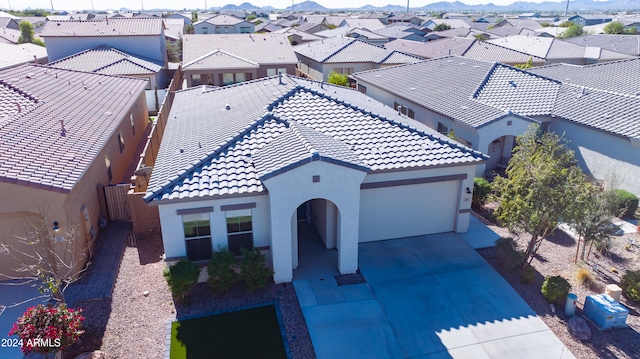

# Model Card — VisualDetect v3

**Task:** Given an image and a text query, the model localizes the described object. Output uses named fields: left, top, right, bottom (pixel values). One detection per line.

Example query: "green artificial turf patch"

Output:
left=170, top=305, right=287, bottom=359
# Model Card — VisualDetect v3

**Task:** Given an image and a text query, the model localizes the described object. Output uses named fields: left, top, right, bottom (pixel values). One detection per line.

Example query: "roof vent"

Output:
left=225, top=103, right=231, bottom=110
left=397, top=105, right=403, bottom=115
left=14, top=102, right=21, bottom=113
left=201, top=85, right=206, bottom=93
left=509, top=80, right=517, bottom=87
left=60, top=120, right=67, bottom=137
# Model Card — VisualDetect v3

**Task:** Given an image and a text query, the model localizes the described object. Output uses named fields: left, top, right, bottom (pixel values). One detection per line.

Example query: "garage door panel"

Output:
left=359, top=181, right=458, bottom=242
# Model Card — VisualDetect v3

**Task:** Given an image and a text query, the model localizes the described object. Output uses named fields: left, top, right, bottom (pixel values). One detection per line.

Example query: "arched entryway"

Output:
left=291, top=199, right=340, bottom=279
left=485, top=135, right=516, bottom=176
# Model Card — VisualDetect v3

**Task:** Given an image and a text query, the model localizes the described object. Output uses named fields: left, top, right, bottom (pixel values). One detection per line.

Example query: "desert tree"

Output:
left=0, top=209, right=91, bottom=306
left=491, top=124, right=586, bottom=267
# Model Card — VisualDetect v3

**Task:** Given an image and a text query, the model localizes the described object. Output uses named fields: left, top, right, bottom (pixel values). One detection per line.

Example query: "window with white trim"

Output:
left=226, top=209, right=253, bottom=255
left=183, top=213, right=212, bottom=261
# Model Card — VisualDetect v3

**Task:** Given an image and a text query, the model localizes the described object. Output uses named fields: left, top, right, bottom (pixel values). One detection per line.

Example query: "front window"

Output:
left=183, top=213, right=212, bottom=261
left=222, top=73, right=234, bottom=85
left=235, top=72, right=246, bottom=83
left=267, top=68, right=277, bottom=76
left=202, top=27, right=208, bottom=34
left=226, top=209, right=253, bottom=255
left=277, top=68, right=287, bottom=75
left=192, top=74, right=202, bottom=86
left=240, top=27, right=250, bottom=33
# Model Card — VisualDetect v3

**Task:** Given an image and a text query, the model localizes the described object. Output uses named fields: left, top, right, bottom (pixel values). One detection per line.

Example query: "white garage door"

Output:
left=359, top=180, right=459, bottom=242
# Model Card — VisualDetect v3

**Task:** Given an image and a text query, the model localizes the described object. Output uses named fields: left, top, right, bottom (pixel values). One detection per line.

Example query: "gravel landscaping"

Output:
left=67, top=233, right=314, bottom=359
left=474, top=211, right=640, bottom=359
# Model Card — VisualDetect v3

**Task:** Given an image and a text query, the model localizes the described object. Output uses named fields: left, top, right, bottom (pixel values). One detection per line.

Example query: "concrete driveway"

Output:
left=293, top=232, right=575, bottom=359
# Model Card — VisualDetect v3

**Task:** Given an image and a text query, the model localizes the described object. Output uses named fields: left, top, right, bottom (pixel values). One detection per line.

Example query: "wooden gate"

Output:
left=104, top=184, right=131, bottom=221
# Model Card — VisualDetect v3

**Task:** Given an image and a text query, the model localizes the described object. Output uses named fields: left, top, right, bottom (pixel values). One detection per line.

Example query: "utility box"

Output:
left=605, top=284, right=622, bottom=301
left=584, top=294, right=628, bottom=330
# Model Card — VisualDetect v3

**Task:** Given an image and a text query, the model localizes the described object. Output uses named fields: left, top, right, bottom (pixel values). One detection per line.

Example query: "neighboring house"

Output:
left=39, top=18, right=168, bottom=66
left=0, top=17, right=20, bottom=30
left=425, top=27, right=473, bottom=39
left=0, top=42, right=48, bottom=70
left=143, top=75, right=485, bottom=283
left=354, top=56, right=640, bottom=196
left=293, top=37, right=422, bottom=82
left=0, top=64, right=149, bottom=278
left=255, top=23, right=283, bottom=33
left=353, top=56, right=560, bottom=176
left=181, top=33, right=297, bottom=87
left=387, top=13, right=422, bottom=26
left=0, top=28, right=22, bottom=44
left=462, top=41, right=547, bottom=66
left=164, top=18, right=185, bottom=43
left=339, top=18, right=386, bottom=32
left=349, top=28, right=389, bottom=45
left=166, top=12, right=193, bottom=26
left=484, top=26, right=536, bottom=38
left=562, top=34, right=640, bottom=56
left=46, top=45, right=165, bottom=90
left=296, top=22, right=329, bottom=34
left=495, top=19, right=544, bottom=30
left=272, top=27, right=322, bottom=45
left=384, top=38, right=475, bottom=59
left=487, top=35, right=632, bottom=64
left=518, top=13, right=541, bottom=19
left=421, top=19, right=471, bottom=31
left=529, top=58, right=640, bottom=195
left=194, top=14, right=255, bottom=34
left=569, top=14, right=613, bottom=26
left=374, top=25, right=427, bottom=42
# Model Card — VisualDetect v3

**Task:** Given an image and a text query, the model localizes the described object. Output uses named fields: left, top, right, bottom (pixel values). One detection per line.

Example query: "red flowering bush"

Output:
left=9, top=304, right=84, bottom=355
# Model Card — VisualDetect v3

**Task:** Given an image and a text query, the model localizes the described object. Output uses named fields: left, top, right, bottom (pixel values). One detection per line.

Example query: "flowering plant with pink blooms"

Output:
left=9, top=304, right=84, bottom=355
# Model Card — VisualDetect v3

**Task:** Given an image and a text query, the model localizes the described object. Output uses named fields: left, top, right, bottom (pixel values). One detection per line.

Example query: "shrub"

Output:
left=207, top=248, right=238, bottom=293
left=328, top=71, right=348, bottom=87
left=612, top=189, right=638, bottom=218
left=521, top=265, right=535, bottom=284
left=164, top=260, right=200, bottom=300
left=620, top=270, right=640, bottom=303
left=9, top=304, right=84, bottom=355
left=433, top=23, right=452, bottom=31
left=495, top=237, right=525, bottom=269
left=541, top=276, right=571, bottom=304
left=575, top=268, right=595, bottom=288
left=239, top=247, right=273, bottom=292
left=472, top=177, right=491, bottom=208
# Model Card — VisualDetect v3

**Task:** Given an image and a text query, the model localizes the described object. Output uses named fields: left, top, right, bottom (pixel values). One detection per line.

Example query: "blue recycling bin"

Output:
left=583, top=294, right=628, bottom=330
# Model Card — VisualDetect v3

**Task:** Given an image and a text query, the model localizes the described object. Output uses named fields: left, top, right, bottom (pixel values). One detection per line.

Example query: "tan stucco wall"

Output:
left=0, top=91, right=149, bottom=280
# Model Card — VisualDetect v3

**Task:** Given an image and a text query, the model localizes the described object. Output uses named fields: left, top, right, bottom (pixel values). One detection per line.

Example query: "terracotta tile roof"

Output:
left=40, top=18, right=163, bottom=37
left=144, top=75, right=486, bottom=202
left=0, top=65, right=148, bottom=192
left=182, top=34, right=297, bottom=68
left=294, top=37, right=421, bottom=64
left=47, top=45, right=162, bottom=75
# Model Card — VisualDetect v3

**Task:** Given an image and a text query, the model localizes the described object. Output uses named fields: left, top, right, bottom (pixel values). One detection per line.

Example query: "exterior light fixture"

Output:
left=53, top=221, right=60, bottom=232
left=466, top=187, right=472, bottom=194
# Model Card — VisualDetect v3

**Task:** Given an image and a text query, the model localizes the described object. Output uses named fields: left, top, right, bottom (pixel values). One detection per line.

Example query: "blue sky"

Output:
left=8, top=0, right=565, bottom=11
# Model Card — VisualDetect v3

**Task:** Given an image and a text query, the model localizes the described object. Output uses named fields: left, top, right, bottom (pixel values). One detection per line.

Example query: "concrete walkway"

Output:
left=294, top=232, right=574, bottom=359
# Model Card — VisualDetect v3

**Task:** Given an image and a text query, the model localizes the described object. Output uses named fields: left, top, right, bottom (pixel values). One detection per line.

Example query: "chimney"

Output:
left=60, top=120, right=67, bottom=137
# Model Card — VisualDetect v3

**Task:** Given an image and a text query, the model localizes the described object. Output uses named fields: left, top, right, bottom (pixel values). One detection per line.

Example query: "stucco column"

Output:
left=336, top=195, right=360, bottom=274
left=270, top=202, right=293, bottom=283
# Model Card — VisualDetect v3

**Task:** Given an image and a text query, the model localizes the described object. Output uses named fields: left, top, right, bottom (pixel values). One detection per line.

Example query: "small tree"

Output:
left=207, top=248, right=238, bottom=293
left=514, top=57, right=533, bottom=69
left=560, top=24, right=585, bottom=38
left=568, top=183, right=616, bottom=262
left=604, top=21, right=625, bottom=34
left=328, top=71, right=348, bottom=87
left=433, top=23, right=452, bottom=31
left=491, top=124, right=586, bottom=267
left=0, top=211, right=88, bottom=304
left=18, top=20, right=35, bottom=44
left=163, top=260, right=200, bottom=301
left=239, top=248, right=273, bottom=292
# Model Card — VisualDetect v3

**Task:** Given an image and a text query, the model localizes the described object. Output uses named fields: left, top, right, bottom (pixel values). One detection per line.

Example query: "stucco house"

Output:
left=293, top=37, right=422, bottom=82
left=46, top=45, right=165, bottom=91
left=143, top=75, right=486, bottom=283
left=181, top=33, right=298, bottom=87
left=0, top=65, right=149, bottom=278
left=193, top=14, right=254, bottom=34
left=39, top=18, right=167, bottom=67
left=568, top=14, right=613, bottom=27
left=353, top=56, right=640, bottom=195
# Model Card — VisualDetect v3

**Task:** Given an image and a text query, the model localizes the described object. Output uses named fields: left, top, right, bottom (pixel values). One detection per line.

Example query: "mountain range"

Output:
left=213, top=0, right=640, bottom=12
